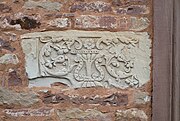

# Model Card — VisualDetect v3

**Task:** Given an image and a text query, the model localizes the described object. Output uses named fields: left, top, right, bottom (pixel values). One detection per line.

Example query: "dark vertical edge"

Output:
left=153, top=0, right=174, bottom=121
left=173, top=0, right=180, bottom=120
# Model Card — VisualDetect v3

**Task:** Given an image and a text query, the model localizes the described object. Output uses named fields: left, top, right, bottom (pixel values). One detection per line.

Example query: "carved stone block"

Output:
left=21, top=30, right=151, bottom=88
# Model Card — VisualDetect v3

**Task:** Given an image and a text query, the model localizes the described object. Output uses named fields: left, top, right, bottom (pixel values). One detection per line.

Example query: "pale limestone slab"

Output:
left=21, top=30, right=151, bottom=89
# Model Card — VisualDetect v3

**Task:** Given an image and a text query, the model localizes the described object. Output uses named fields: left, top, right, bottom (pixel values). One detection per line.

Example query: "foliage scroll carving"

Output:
left=21, top=31, right=151, bottom=88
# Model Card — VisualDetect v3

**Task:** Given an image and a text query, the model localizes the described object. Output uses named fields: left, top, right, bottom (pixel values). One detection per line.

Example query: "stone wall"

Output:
left=0, top=0, right=152, bottom=121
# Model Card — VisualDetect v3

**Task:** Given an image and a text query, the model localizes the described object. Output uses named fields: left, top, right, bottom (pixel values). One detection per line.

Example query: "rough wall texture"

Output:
left=0, top=0, right=152, bottom=121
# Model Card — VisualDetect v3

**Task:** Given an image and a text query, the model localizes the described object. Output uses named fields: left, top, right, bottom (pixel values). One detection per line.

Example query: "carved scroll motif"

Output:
left=21, top=31, right=151, bottom=88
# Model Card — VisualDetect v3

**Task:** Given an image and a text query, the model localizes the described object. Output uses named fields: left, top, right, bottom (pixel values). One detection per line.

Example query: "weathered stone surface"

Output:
left=112, top=0, right=123, bottom=6
left=127, top=0, right=148, bottom=3
left=0, top=54, right=19, bottom=64
left=0, top=87, right=39, bottom=107
left=45, top=13, right=75, bottom=18
left=99, top=16, right=117, bottom=29
left=24, top=0, right=62, bottom=11
left=0, top=15, right=41, bottom=30
left=0, top=3, right=11, bottom=13
left=0, top=16, right=21, bottom=30
left=10, top=16, right=41, bottom=30
left=75, top=15, right=117, bottom=29
left=70, top=1, right=112, bottom=13
left=4, top=108, right=54, bottom=117
left=41, top=91, right=128, bottom=106
left=12, top=0, right=19, bottom=3
left=48, top=18, right=70, bottom=28
left=0, top=38, right=15, bottom=52
left=21, top=30, right=151, bottom=88
left=8, top=70, right=22, bottom=86
left=133, top=91, right=151, bottom=104
left=115, top=108, right=148, bottom=121
left=115, top=5, right=149, bottom=15
left=112, top=0, right=148, bottom=6
left=129, top=17, right=149, bottom=31
left=118, top=16, right=150, bottom=31
left=71, top=1, right=149, bottom=15
left=56, top=108, right=111, bottom=121
left=75, top=15, right=149, bottom=31
left=3, top=32, right=17, bottom=41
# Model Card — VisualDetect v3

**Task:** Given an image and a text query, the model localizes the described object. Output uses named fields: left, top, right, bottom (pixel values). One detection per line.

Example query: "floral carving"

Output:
left=21, top=31, right=151, bottom=88
left=84, top=39, right=95, bottom=49
left=39, top=36, right=140, bottom=88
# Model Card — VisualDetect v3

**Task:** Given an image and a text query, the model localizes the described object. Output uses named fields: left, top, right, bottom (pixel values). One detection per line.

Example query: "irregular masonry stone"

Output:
left=12, top=12, right=41, bottom=21
left=10, top=16, right=41, bottom=30
left=21, top=30, right=151, bottom=89
left=45, top=13, right=75, bottom=18
left=48, top=18, right=70, bottom=28
left=0, top=14, right=40, bottom=30
left=4, top=32, right=17, bottom=41
left=0, top=54, right=19, bottom=64
left=127, top=0, right=148, bottom=3
left=115, top=5, right=150, bottom=15
left=4, top=108, right=54, bottom=117
left=75, top=15, right=117, bottom=29
left=75, top=15, right=150, bottom=31
left=56, top=108, right=111, bottom=121
left=0, top=3, right=11, bottom=13
left=112, top=0, right=123, bottom=6
left=0, top=38, right=15, bottom=52
left=112, top=0, right=148, bottom=6
left=42, top=92, right=128, bottom=106
left=115, top=108, right=148, bottom=121
left=8, top=70, right=22, bottom=86
left=133, top=91, right=151, bottom=104
left=70, top=1, right=112, bottom=13
left=129, top=17, right=150, bottom=31
left=24, top=0, right=62, bottom=11
left=70, top=1, right=149, bottom=15
left=0, top=87, right=39, bottom=107
left=0, top=17, right=21, bottom=30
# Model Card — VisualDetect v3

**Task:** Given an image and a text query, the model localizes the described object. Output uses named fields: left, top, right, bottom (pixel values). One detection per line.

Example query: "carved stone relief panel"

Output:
left=21, top=30, right=151, bottom=88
